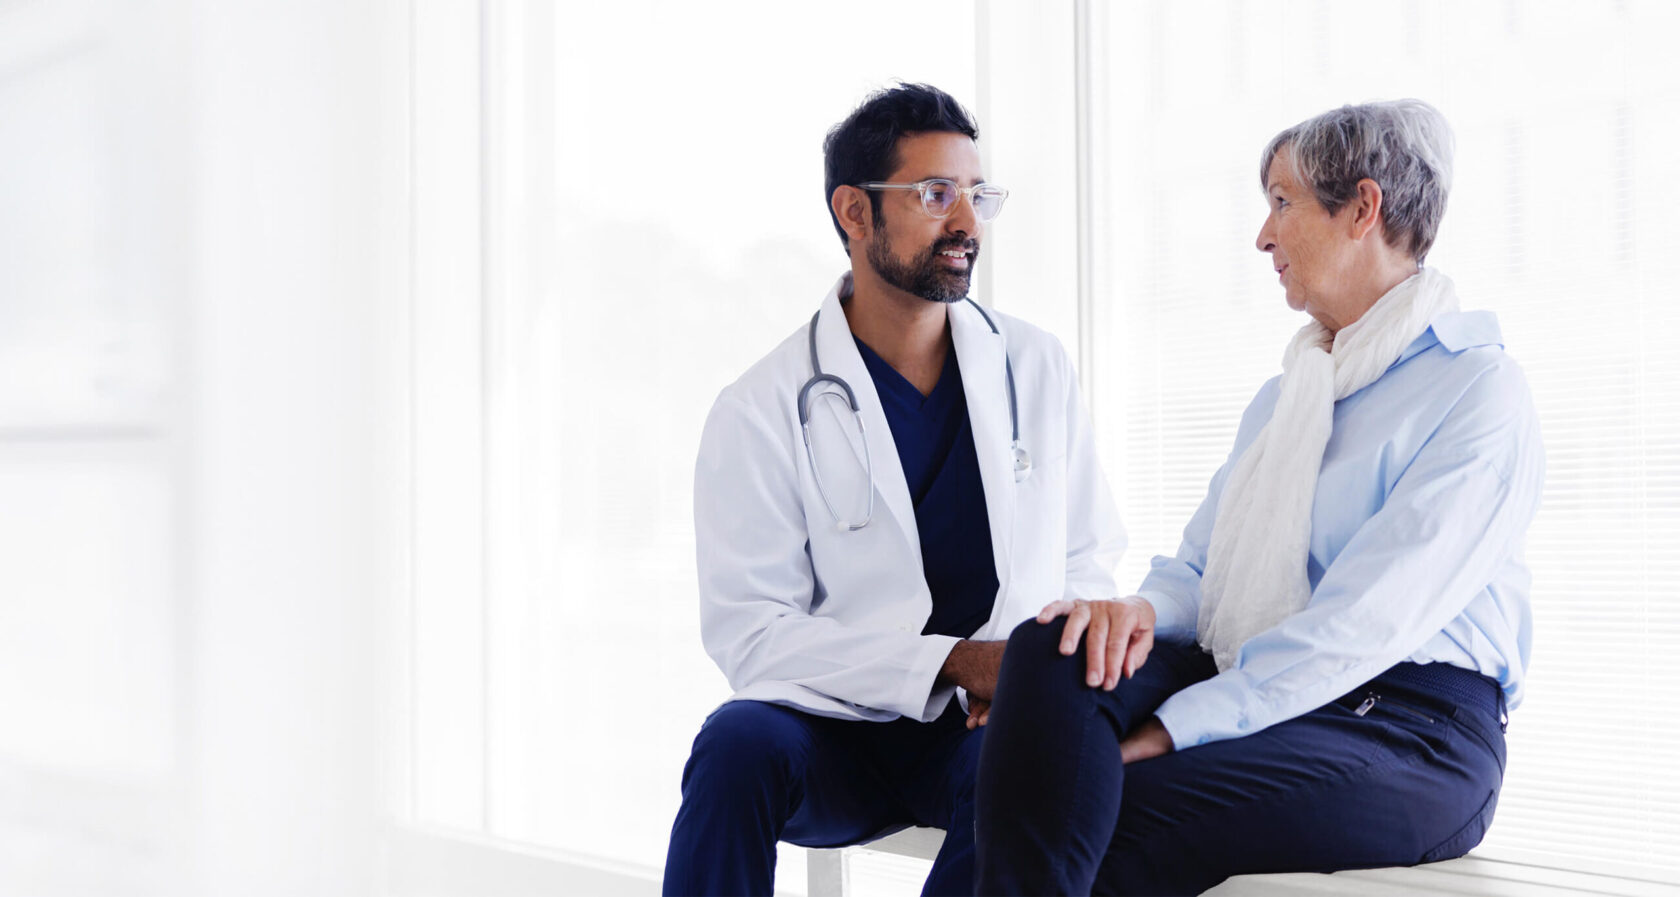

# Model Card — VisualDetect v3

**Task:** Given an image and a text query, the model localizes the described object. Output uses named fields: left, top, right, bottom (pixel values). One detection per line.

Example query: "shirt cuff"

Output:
left=1152, top=672, right=1255, bottom=749
left=1136, top=589, right=1198, bottom=642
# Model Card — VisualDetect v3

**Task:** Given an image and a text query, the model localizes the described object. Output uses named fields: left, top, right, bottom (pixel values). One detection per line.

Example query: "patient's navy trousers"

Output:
left=662, top=698, right=982, bottom=897
left=975, top=617, right=1508, bottom=896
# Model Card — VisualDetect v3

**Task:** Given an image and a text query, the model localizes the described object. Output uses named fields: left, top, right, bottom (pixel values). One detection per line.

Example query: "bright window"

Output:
left=1091, top=0, right=1680, bottom=885
left=405, top=0, right=977, bottom=879
left=406, top=0, right=1680, bottom=890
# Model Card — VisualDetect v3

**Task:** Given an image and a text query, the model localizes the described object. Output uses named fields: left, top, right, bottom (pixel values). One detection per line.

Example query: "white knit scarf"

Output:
left=1197, top=267, right=1460, bottom=671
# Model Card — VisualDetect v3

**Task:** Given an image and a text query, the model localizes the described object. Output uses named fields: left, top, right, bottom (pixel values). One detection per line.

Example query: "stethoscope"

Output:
left=798, top=298, right=1031, bottom=532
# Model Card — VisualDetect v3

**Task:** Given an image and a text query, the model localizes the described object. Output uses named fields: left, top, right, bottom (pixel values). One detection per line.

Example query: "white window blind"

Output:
left=1091, top=0, right=1680, bottom=885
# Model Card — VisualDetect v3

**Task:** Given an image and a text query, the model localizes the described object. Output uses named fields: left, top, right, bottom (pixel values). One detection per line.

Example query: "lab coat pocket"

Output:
left=1008, top=453, right=1069, bottom=608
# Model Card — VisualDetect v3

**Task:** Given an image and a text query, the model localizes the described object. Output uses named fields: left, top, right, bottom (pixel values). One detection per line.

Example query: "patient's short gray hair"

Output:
left=1260, top=99, right=1454, bottom=262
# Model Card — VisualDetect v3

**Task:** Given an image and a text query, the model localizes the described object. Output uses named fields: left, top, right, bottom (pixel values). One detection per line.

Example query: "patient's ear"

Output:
left=1348, top=177, right=1385, bottom=242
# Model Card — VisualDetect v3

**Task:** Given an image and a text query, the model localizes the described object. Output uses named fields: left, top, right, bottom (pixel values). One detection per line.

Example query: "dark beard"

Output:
left=865, top=224, right=978, bottom=304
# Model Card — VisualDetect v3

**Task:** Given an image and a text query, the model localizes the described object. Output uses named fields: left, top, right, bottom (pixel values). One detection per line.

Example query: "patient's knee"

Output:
left=1001, top=616, right=1087, bottom=690
left=1006, top=615, right=1073, bottom=656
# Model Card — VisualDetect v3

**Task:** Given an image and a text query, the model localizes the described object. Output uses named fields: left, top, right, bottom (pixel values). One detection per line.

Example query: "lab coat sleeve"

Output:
left=1152, top=367, right=1545, bottom=749
left=1059, top=348, right=1127, bottom=602
left=694, top=393, right=960, bottom=722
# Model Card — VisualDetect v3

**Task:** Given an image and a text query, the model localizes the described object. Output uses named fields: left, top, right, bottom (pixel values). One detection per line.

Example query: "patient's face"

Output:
left=1256, top=151, right=1363, bottom=328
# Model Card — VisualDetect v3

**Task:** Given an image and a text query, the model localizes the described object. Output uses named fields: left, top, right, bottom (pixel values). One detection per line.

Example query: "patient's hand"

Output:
left=965, top=697, right=991, bottom=730
left=1119, top=717, right=1174, bottom=764
left=1037, top=596, right=1156, bottom=690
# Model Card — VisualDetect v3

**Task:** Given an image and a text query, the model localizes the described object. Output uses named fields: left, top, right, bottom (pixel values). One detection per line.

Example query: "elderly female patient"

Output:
left=973, top=99, right=1545, bottom=895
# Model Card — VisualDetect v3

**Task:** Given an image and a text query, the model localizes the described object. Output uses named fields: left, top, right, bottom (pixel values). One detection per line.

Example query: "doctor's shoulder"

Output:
left=698, top=324, right=814, bottom=446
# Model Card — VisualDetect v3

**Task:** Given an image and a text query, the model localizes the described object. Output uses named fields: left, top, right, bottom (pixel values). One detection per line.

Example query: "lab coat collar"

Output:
left=948, top=295, right=1017, bottom=594
left=813, top=274, right=919, bottom=549
left=812, top=273, right=1018, bottom=589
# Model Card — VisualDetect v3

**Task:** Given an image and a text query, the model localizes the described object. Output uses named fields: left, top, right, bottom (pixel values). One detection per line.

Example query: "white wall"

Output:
left=183, top=0, right=398, bottom=893
left=0, top=0, right=401, bottom=893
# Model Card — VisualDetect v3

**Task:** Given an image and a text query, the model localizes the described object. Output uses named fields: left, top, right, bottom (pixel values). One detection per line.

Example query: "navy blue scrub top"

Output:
left=854, top=336, right=999, bottom=640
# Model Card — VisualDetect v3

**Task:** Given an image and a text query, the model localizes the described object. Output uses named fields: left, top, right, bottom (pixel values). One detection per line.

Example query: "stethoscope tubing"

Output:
left=798, top=299, right=1028, bottom=532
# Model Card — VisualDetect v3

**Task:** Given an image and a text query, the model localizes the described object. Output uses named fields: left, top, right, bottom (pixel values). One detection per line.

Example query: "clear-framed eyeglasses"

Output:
left=855, top=179, right=1010, bottom=222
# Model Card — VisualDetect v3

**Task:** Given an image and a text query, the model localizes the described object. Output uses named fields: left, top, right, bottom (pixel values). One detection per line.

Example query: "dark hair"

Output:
left=823, top=83, right=980, bottom=254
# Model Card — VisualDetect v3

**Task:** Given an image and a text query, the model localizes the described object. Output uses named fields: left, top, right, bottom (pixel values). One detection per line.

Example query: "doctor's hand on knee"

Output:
left=1037, top=597, right=1156, bottom=691
left=965, top=697, right=990, bottom=729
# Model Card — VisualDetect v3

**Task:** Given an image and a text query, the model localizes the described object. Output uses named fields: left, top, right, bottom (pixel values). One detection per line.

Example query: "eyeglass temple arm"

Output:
left=855, top=181, right=1001, bottom=192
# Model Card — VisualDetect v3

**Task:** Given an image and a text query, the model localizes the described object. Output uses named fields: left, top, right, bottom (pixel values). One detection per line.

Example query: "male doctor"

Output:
left=661, top=83, right=1125, bottom=897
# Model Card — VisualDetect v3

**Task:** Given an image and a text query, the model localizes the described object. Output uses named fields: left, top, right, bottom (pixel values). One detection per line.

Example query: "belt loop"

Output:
left=1498, top=688, right=1509, bottom=733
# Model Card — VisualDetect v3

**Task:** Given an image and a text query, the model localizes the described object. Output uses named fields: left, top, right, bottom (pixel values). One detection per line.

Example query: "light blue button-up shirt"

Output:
left=1139, top=310, right=1546, bottom=749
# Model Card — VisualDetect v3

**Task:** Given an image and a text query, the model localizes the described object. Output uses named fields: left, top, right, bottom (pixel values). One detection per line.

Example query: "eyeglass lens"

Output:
left=922, top=181, right=1005, bottom=221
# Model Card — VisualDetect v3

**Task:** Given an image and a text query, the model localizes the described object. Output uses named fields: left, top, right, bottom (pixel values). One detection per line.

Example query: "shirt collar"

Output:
left=1394, top=310, right=1505, bottom=366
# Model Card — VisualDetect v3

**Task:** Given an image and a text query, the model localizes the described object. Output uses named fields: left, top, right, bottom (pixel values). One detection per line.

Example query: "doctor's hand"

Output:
left=938, top=639, right=1007, bottom=702
left=965, top=698, right=991, bottom=730
left=1037, top=596, right=1156, bottom=691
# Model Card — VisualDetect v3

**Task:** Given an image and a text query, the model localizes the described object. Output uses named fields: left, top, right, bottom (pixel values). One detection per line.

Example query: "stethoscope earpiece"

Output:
left=1012, top=442, right=1032, bottom=483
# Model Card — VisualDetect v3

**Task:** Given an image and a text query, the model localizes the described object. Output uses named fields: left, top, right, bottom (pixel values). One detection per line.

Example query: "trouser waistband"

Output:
left=1338, top=661, right=1507, bottom=729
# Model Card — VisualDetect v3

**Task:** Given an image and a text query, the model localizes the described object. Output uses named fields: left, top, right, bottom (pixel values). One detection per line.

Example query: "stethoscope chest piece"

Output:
left=1012, top=441, right=1032, bottom=483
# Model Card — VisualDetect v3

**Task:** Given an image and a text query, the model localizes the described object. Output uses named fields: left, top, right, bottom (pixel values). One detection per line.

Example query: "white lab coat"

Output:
left=694, top=273, right=1126, bottom=723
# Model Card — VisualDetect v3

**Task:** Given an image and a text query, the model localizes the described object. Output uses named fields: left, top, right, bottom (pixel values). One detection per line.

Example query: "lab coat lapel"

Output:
left=812, top=275, right=920, bottom=548
left=950, top=299, right=1016, bottom=594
